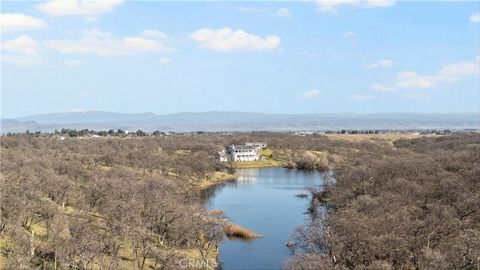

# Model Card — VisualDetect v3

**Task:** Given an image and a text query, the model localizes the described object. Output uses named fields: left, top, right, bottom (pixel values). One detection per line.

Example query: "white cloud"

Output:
left=363, top=59, right=395, bottom=69
left=372, top=56, right=480, bottom=91
left=191, top=28, right=281, bottom=52
left=301, top=89, right=322, bottom=99
left=366, top=0, right=396, bottom=7
left=142, top=29, right=168, bottom=38
left=348, top=94, right=374, bottom=101
left=316, top=0, right=395, bottom=12
left=46, top=29, right=171, bottom=57
left=0, top=13, right=47, bottom=33
left=65, top=59, right=82, bottom=67
left=371, top=83, right=396, bottom=92
left=2, top=35, right=40, bottom=56
left=277, top=8, right=293, bottom=19
left=37, top=0, right=123, bottom=16
left=1, top=35, right=42, bottom=66
left=394, top=71, right=434, bottom=89
left=470, top=12, right=480, bottom=23
left=438, top=60, right=479, bottom=77
left=157, top=57, right=171, bottom=64
left=317, top=0, right=358, bottom=12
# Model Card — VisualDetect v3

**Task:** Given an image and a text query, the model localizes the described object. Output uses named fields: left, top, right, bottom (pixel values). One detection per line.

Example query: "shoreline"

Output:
left=198, top=171, right=237, bottom=189
left=198, top=158, right=287, bottom=190
left=228, top=159, right=286, bottom=169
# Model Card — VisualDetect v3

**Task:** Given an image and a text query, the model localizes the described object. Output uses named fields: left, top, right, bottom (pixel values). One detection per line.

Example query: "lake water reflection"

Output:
left=204, top=167, right=328, bottom=270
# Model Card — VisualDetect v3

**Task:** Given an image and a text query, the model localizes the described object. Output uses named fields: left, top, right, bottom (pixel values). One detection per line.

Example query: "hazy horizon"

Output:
left=3, top=110, right=478, bottom=134
left=3, top=109, right=480, bottom=120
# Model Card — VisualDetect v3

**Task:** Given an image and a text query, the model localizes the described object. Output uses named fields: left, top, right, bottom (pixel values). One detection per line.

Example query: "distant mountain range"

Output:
left=1, top=111, right=479, bottom=133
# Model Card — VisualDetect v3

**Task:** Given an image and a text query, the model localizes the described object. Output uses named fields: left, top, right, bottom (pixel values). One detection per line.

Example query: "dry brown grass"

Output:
left=225, top=223, right=261, bottom=239
left=230, top=158, right=285, bottom=169
left=198, top=171, right=236, bottom=189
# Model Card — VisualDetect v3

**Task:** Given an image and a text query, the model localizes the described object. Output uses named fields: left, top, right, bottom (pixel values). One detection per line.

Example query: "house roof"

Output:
left=229, top=144, right=256, bottom=150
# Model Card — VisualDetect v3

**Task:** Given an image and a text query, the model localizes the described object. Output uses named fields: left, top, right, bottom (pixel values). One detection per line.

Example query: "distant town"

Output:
left=3, top=127, right=477, bottom=138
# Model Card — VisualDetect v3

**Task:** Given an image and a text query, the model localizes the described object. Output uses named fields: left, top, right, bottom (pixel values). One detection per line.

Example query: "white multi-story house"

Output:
left=227, top=144, right=259, bottom=161
left=218, top=143, right=265, bottom=162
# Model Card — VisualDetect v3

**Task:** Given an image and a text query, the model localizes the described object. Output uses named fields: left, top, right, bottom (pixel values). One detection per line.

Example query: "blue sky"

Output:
left=1, top=0, right=479, bottom=118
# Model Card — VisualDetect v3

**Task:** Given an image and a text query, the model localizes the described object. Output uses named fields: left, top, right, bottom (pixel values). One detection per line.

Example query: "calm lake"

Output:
left=204, top=167, right=328, bottom=270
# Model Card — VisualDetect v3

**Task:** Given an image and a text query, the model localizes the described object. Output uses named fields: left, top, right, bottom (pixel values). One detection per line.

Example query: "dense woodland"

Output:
left=0, top=135, right=231, bottom=269
left=1, top=133, right=479, bottom=269
left=286, top=134, right=480, bottom=269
